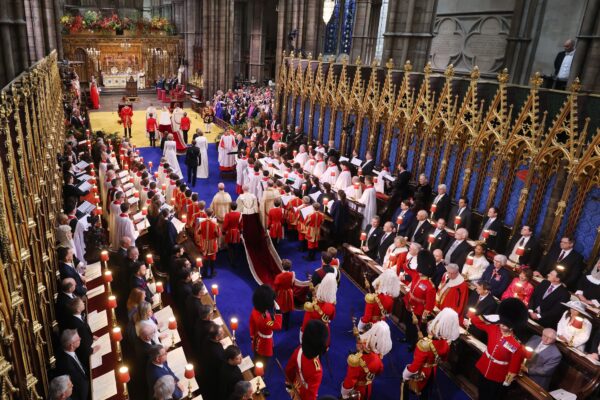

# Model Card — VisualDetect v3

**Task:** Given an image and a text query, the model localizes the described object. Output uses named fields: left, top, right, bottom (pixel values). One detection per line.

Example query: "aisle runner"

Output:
left=241, top=213, right=310, bottom=302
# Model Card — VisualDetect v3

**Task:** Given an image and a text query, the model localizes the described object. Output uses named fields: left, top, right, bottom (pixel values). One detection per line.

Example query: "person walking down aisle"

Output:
left=194, top=130, right=209, bottom=179
left=163, top=134, right=183, bottom=179
left=184, top=144, right=201, bottom=187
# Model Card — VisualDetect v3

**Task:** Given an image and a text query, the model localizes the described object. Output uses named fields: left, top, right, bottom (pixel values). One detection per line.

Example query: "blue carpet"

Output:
left=138, top=144, right=470, bottom=400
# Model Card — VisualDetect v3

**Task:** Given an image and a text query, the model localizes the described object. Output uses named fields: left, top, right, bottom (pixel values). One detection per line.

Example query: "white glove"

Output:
left=402, top=366, right=415, bottom=381
left=274, top=300, right=280, bottom=311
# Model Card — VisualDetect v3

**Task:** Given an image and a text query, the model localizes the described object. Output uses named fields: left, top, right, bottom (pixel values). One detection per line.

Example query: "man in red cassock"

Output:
left=222, top=202, right=243, bottom=266
left=268, top=199, right=285, bottom=244
left=274, top=259, right=295, bottom=330
left=194, top=208, right=220, bottom=278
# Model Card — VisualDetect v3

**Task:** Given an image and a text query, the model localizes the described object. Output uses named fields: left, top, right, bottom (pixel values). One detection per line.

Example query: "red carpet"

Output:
left=241, top=213, right=310, bottom=303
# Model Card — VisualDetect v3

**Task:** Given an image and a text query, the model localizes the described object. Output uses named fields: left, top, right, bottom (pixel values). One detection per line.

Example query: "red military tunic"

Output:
left=222, top=211, right=242, bottom=243
left=301, top=301, right=336, bottom=347
left=285, top=346, right=323, bottom=400
left=393, top=251, right=408, bottom=276
left=398, top=255, right=419, bottom=285
left=119, top=105, right=133, bottom=127
left=471, top=315, right=524, bottom=383
left=341, top=351, right=384, bottom=399
left=405, top=337, right=450, bottom=392
left=304, top=211, right=325, bottom=249
left=360, top=293, right=394, bottom=324
left=436, top=274, right=468, bottom=316
left=194, top=218, right=220, bottom=261
left=404, top=277, right=436, bottom=318
left=274, top=271, right=295, bottom=313
left=268, top=206, right=285, bottom=239
left=249, top=308, right=282, bottom=357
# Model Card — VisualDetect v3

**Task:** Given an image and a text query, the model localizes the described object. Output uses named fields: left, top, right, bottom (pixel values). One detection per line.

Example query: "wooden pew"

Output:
left=340, top=244, right=600, bottom=400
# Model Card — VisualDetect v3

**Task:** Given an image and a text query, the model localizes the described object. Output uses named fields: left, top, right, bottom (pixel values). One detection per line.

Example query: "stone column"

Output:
left=504, top=0, right=543, bottom=85
left=302, top=0, right=321, bottom=56
left=202, top=0, right=235, bottom=97
left=350, top=0, right=374, bottom=62
left=381, top=0, right=437, bottom=70
left=570, top=0, right=600, bottom=92
left=248, top=0, right=265, bottom=82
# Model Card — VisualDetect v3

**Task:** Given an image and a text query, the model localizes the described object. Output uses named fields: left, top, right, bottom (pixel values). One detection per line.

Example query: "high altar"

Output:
left=62, top=33, right=183, bottom=88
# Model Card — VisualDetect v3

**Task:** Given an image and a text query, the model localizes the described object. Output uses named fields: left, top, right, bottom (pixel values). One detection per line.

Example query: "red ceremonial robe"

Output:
left=267, top=207, right=285, bottom=239
left=222, top=211, right=242, bottom=243
left=274, top=271, right=295, bottom=313
left=194, top=218, right=220, bottom=260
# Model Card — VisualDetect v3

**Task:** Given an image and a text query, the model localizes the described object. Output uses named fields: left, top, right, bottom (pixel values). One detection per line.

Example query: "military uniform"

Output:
left=249, top=308, right=282, bottom=357
left=471, top=315, right=524, bottom=399
left=302, top=301, right=336, bottom=347
left=285, top=346, right=323, bottom=400
left=403, top=336, right=450, bottom=395
left=360, top=293, right=394, bottom=325
left=341, top=351, right=384, bottom=399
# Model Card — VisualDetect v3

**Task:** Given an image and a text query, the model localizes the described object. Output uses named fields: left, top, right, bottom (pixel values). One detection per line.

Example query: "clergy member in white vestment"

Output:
left=247, top=167, right=262, bottom=199
left=255, top=174, right=270, bottom=202
left=260, top=181, right=280, bottom=227
left=237, top=185, right=259, bottom=215
left=158, top=107, right=172, bottom=129
left=163, top=134, right=183, bottom=178
left=210, top=183, right=232, bottom=222
left=359, top=175, right=377, bottom=230
left=146, top=104, right=157, bottom=120
left=321, top=160, right=340, bottom=185
left=313, top=153, right=326, bottom=178
left=375, top=163, right=391, bottom=193
left=171, top=105, right=184, bottom=134
left=194, top=130, right=209, bottom=179
left=334, top=162, right=352, bottom=191
left=236, top=155, right=249, bottom=194
left=109, top=192, right=124, bottom=249
left=115, top=203, right=139, bottom=247
left=218, top=130, right=237, bottom=171
left=293, top=145, right=309, bottom=166
left=303, top=154, right=316, bottom=174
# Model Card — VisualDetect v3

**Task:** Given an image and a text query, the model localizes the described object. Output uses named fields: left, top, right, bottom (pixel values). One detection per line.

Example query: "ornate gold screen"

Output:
left=0, top=51, right=64, bottom=398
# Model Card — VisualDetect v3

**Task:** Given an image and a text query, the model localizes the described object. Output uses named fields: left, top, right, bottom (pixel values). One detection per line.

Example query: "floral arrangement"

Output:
left=60, top=12, right=175, bottom=35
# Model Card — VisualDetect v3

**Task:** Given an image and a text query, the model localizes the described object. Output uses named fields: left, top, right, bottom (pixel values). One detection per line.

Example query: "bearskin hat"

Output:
left=416, top=250, right=436, bottom=278
left=497, top=297, right=528, bottom=329
left=301, top=320, right=329, bottom=359
left=252, top=284, right=275, bottom=313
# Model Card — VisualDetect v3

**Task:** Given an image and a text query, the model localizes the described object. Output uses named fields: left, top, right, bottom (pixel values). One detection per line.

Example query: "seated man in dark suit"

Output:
left=146, top=345, right=185, bottom=399
left=360, top=216, right=383, bottom=260
left=376, top=222, right=395, bottom=264
left=448, top=197, right=472, bottom=232
left=506, top=225, right=541, bottom=267
left=392, top=200, right=414, bottom=237
left=477, top=206, right=504, bottom=252
left=480, top=254, right=512, bottom=298
left=443, top=228, right=472, bottom=268
left=62, top=297, right=99, bottom=370
left=427, top=218, right=450, bottom=252
left=55, top=278, right=77, bottom=330
left=524, top=328, right=562, bottom=390
left=430, top=184, right=451, bottom=221
left=130, top=261, right=154, bottom=303
left=57, top=247, right=87, bottom=297
left=406, top=210, right=432, bottom=247
left=466, top=280, right=498, bottom=341
left=49, top=375, right=74, bottom=400
left=55, top=329, right=89, bottom=400
left=535, top=236, right=584, bottom=291
left=218, top=345, right=245, bottom=399
left=528, top=269, right=570, bottom=328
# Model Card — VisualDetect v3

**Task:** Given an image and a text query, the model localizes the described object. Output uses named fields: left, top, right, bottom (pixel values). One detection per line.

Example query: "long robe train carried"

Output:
left=241, top=213, right=309, bottom=306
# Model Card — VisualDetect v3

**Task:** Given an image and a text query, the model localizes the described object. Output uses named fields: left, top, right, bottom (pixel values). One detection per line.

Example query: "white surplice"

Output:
left=114, top=214, right=139, bottom=248
left=195, top=136, right=209, bottom=178
left=359, top=186, right=377, bottom=230
left=334, top=169, right=352, bottom=191
left=218, top=134, right=237, bottom=169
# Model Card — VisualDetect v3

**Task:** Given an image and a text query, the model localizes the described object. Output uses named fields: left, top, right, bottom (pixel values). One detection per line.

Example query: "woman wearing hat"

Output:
left=402, top=308, right=461, bottom=399
left=467, top=298, right=528, bottom=400
left=575, top=258, right=600, bottom=306
left=557, top=300, right=592, bottom=350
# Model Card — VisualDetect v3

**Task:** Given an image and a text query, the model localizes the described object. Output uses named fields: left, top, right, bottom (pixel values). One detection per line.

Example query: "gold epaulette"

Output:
left=304, top=301, right=314, bottom=312
left=348, top=352, right=362, bottom=367
left=365, top=293, right=376, bottom=304
left=416, top=337, right=432, bottom=352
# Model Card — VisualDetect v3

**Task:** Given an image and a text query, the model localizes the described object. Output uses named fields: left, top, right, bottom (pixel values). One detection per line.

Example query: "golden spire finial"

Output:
left=317, top=53, right=323, bottom=62
left=424, top=62, right=432, bottom=75
left=371, top=59, right=379, bottom=68
left=307, top=52, right=313, bottom=60
left=470, top=66, right=480, bottom=80
left=497, top=68, right=509, bottom=84
left=530, top=72, right=543, bottom=89
left=290, top=50, right=295, bottom=58
left=355, top=56, right=362, bottom=66
left=569, top=77, right=581, bottom=93
left=444, top=64, right=455, bottom=78
left=404, top=60, right=413, bottom=73
left=386, top=58, right=394, bottom=70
